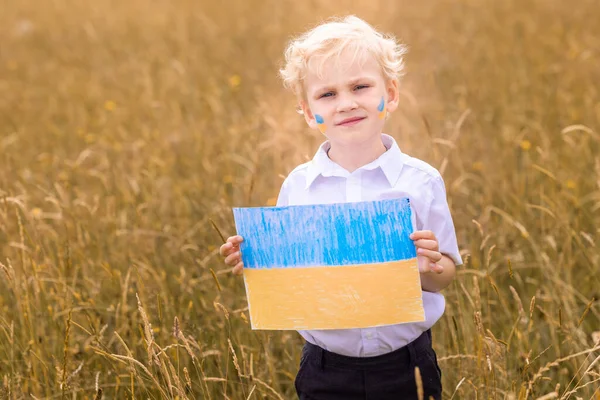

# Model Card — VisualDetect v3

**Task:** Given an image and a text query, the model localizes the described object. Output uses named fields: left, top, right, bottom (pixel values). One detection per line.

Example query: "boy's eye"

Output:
left=319, top=92, right=334, bottom=99
left=355, top=85, right=369, bottom=90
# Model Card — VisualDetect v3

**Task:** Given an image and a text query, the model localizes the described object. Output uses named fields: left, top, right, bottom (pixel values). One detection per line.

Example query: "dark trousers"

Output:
left=295, top=330, right=442, bottom=400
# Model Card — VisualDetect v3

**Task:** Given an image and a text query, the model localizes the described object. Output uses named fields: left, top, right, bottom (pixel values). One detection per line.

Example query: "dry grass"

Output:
left=1, top=0, right=599, bottom=398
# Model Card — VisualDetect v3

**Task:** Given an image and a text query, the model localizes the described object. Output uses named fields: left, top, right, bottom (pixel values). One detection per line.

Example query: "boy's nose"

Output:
left=336, top=94, right=358, bottom=112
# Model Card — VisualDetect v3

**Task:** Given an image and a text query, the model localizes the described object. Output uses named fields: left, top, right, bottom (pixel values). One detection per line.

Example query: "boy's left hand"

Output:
left=410, top=230, right=444, bottom=274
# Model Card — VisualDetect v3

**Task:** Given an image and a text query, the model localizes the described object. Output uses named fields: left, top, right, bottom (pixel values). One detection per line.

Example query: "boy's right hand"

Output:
left=219, top=235, right=244, bottom=275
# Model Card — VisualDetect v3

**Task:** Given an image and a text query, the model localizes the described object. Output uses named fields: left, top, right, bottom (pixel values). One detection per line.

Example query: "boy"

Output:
left=219, top=16, right=462, bottom=400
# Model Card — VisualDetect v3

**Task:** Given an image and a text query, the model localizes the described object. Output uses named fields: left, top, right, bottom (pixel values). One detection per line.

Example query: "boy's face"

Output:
left=300, top=49, right=399, bottom=147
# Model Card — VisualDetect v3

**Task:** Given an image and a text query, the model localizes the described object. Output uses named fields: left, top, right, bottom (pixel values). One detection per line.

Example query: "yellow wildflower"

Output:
left=31, top=208, right=42, bottom=219
left=228, top=75, right=241, bottom=89
left=472, top=161, right=484, bottom=171
left=565, top=180, right=576, bottom=189
left=520, top=140, right=531, bottom=151
left=104, top=100, right=116, bottom=111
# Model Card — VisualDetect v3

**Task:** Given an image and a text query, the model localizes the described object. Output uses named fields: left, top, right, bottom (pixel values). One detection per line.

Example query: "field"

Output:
left=1, top=0, right=599, bottom=398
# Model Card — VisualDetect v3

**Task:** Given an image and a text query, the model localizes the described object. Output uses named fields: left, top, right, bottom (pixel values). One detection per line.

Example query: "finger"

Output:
left=413, top=239, right=439, bottom=251
left=227, top=235, right=244, bottom=244
left=224, top=251, right=241, bottom=266
left=219, top=243, right=230, bottom=257
left=220, top=242, right=235, bottom=256
left=416, top=248, right=442, bottom=263
left=410, top=230, right=436, bottom=241
left=418, top=256, right=444, bottom=274
left=417, top=255, right=430, bottom=273
left=232, top=261, right=244, bottom=275
left=219, top=242, right=239, bottom=257
left=430, top=262, right=444, bottom=274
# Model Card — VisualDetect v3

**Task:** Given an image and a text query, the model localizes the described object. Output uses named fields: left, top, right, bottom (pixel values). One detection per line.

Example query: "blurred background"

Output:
left=0, top=0, right=599, bottom=398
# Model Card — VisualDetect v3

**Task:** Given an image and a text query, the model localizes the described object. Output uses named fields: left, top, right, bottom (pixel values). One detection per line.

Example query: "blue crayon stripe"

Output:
left=232, top=198, right=416, bottom=269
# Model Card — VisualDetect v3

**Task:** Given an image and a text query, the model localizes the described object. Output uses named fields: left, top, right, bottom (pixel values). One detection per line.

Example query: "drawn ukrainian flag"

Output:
left=233, top=198, right=424, bottom=330
left=378, top=96, right=386, bottom=119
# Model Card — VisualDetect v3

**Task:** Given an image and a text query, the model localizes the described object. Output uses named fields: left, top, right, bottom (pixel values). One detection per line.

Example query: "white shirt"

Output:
left=276, top=134, right=462, bottom=357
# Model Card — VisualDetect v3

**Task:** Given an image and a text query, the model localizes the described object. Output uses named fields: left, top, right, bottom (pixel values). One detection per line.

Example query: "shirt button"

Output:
left=366, top=332, right=373, bottom=339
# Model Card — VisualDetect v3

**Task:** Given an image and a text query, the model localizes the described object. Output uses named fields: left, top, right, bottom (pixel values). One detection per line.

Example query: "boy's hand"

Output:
left=219, top=235, right=244, bottom=275
left=410, top=230, right=444, bottom=274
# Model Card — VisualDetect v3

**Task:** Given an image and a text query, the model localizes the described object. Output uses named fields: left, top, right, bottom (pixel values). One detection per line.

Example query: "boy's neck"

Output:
left=326, top=137, right=388, bottom=173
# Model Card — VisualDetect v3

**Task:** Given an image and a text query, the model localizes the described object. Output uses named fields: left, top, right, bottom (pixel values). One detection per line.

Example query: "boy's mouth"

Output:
left=336, top=116, right=366, bottom=126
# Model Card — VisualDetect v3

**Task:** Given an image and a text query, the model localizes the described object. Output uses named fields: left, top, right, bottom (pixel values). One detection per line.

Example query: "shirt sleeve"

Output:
left=422, top=175, right=463, bottom=266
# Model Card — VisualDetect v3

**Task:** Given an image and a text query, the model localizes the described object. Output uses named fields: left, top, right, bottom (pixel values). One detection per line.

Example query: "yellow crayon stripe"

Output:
left=243, top=258, right=424, bottom=330
left=317, top=123, right=327, bottom=134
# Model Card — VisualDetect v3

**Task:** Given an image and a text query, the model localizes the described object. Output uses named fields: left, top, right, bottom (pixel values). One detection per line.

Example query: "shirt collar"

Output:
left=305, top=134, right=405, bottom=189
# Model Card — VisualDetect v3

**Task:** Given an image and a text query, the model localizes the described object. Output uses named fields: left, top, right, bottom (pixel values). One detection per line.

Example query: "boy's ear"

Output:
left=385, top=79, right=400, bottom=113
left=300, top=100, right=318, bottom=129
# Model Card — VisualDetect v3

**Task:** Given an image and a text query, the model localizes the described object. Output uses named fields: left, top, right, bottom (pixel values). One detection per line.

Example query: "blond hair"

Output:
left=280, top=16, right=407, bottom=99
